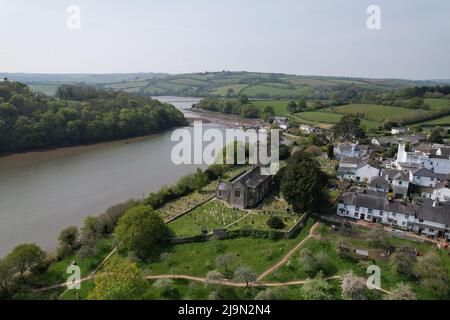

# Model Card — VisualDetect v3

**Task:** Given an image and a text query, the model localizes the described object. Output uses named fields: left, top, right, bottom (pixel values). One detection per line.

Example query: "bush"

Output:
left=267, top=216, right=285, bottom=230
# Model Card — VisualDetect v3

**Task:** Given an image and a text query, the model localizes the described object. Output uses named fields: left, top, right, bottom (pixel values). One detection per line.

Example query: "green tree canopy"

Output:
left=333, top=114, right=366, bottom=141
left=116, top=205, right=171, bottom=259
left=280, top=151, right=328, bottom=213
left=88, top=259, right=147, bottom=300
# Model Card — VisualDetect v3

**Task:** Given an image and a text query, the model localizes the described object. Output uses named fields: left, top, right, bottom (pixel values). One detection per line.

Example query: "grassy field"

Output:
left=295, top=104, right=431, bottom=130
left=139, top=218, right=316, bottom=277
left=266, top=223, right=450, bottom=300
left=424, top=98, right=450, bottom=111
left=328, top=104, right=420, bottom=123
left=422, top=115, right=450, bottom=126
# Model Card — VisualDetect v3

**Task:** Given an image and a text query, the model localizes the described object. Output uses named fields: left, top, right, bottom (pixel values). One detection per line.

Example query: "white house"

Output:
left=381, top=169, right=410, bottom=199
left=334, top=143, right=367, bottom=159
left=396, top=143, right=450, bottom=175
left=391, top=127, right=407, bottom=135
left=368, top=176, right=390, bottom=193
left=409, top=167, right=442, bottom=188
left=299, top=124, right=315, bottom=134
left=337, top=157, right=380, bottom=182
left=337, top=191, right=450, bottom=239
left=273, top=117, right=289, bottom=131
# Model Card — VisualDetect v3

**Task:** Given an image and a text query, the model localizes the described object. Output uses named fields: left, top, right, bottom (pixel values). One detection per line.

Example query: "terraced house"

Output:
left=337, top=190, right=450, bottom=240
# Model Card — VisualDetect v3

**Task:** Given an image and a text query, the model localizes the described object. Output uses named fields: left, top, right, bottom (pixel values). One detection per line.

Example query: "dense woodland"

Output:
left=0, top=82, right=186, bottom=153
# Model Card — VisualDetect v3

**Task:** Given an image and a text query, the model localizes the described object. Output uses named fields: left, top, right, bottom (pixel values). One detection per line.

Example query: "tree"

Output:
left=368, top=228, right=389, bottom=248
left=153, top=278, right=179, bottom=299
left=428, top=127, right=445, bottom=144
left=302, top=272, right=333, bottom=300
left=0, top=258, right=15, bottom=298
left=58, top=226, right=79, bottom=250
left=333, top=114, right=366, bottom=141
left=287, top=101, right=298, bottom=114
left=384, top=283, right=417, bottom=300
left=297, top=98, right=307, bottom=112
left=116, top=206, right=171, bottom=259
left=341, top=272, right=367, bottom=300
left=414, top=252, right=449, bottom=298
left=6, top=244, right=46, bottom=275
left=327, top=144, right=334, bottom=160
left=216, top=253, right=235, bottom=276
left=389, top=252, right=415, bottom=278
left=57, top=226, right=79, bottom=259
left=281, top=151, right=328, bottom=213
left=267, top=216, right=285, bottom=230
left=299, top=249, right=336, bottom=277
left=239, top=94, right=249, bottom=104
left=206, top=270, right=224, bottom=285
left=255, top=287, right=287, bottom=300
left=233, top=266, right=257, bottom=289
left=88, top=259, right=147, bottom=300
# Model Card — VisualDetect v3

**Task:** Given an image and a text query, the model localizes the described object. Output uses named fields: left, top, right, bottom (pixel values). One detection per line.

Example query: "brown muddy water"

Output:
left=0, top=97, right=262, bottom=257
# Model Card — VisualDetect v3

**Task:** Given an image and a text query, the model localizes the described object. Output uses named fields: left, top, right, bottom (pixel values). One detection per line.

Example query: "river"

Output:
left=0, top=97, right=263, bottom=257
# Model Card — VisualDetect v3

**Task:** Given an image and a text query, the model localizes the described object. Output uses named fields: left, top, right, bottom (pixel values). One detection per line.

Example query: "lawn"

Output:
left=139, top=218, right=317, bottom=277
left=168, top=200, right=248, bottom=237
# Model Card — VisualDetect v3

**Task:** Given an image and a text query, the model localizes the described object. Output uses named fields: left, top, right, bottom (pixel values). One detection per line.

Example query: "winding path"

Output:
left=257, top=222, right=320, bottom=281
left=33, top=221, right=322, bottom=293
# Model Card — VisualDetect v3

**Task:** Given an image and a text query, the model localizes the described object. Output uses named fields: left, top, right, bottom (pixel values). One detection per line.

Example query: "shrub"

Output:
left=267, top=216, right=285, bottom=230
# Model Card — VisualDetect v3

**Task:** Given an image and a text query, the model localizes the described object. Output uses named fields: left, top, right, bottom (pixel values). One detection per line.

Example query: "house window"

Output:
left=234, top=190, right=241, bottom=198
left=368, top=209, right=373, bottom=214
left=419, top=219, right=424, bottom=223
left=392, top=212, right=396, bottom=217
left=398, top=181, right=402, bottom=185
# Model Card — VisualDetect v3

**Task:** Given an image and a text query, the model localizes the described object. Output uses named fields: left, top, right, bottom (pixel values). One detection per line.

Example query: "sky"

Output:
left=0, top=0, right=449, bottom=79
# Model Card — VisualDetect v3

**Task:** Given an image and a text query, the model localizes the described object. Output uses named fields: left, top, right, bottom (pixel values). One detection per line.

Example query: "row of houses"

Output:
left=336, top=139, right=450, bottom=240
left=337, top=190, right=450, bottom=239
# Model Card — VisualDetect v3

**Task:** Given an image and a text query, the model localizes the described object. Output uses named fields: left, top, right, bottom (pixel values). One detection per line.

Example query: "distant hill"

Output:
left=98, top=71, right=446, bottom=99
left=1, top=71, right=449, bottom=98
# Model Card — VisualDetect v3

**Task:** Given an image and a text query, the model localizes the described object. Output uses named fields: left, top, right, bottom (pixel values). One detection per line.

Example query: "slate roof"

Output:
left=236, top=166, right=271, bottom=188
left=382, top=169, right=409, bottom=181
left=415, top=199, right=450, bottom=226
left=369, top=176, right=390, bottom=189
left=340, top=191, right=450, bottom=226
left=411, top=167, right=439, bottom=179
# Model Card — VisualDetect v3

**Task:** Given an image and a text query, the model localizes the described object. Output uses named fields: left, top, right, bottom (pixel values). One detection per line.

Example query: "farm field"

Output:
left=422, top=115, right=450, bottom=126
left=424, top=98, right=450, bottom=111
left=294, top=103, right=434, bottom=130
